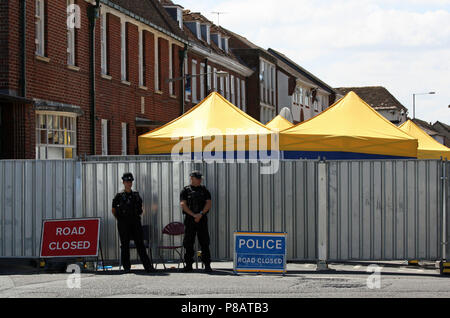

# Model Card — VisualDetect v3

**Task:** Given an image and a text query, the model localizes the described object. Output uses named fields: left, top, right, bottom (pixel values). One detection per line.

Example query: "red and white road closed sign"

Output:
left=40, top=218, right=100, bottom=258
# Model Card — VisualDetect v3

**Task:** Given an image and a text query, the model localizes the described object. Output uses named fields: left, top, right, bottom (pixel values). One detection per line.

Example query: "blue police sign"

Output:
left=234, top=232, right=287, bottom=274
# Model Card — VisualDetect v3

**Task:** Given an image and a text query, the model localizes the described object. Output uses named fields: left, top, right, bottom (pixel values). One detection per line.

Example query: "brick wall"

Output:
left=1, top=0, right=185, bottom=159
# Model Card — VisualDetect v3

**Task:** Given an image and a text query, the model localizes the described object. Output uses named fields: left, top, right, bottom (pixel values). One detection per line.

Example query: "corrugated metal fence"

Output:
left=0, top=159, right=448, bottom=263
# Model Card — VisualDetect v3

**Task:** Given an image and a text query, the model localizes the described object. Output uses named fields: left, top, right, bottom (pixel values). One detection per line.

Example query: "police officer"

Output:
left=180, top=171, right=212, bottom=272
left=112, top=173, right=154, bottom=273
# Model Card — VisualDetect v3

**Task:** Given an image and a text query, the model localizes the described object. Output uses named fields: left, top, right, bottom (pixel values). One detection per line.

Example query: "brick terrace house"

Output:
left=0, top=0, right=188, bottom=159
left=160, top=2, right=253, bottom=112
left=336, top=86, right=408, bottom=125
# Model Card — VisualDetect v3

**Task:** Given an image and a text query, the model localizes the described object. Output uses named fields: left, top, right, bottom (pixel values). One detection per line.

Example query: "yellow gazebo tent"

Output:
left=138, top=92, right=274, bottom=157
left=399, top=120, right=450, bottom=160
left=280, top=91, right=418, bottom=159
left=266, top=115, right=294, bottom=131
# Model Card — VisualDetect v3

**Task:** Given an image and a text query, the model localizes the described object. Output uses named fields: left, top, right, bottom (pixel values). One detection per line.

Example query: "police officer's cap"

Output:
left=122, top=172, right=134, bottom=182
left=190, top=171, right=203, bottom=179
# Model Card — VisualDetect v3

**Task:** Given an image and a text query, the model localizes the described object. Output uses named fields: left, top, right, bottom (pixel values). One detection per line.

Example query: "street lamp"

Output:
left=412, top=92, right=435, bottom=119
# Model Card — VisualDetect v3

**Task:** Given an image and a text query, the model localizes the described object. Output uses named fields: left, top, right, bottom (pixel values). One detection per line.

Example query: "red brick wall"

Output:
left=1, top=0, right=185, bottom=158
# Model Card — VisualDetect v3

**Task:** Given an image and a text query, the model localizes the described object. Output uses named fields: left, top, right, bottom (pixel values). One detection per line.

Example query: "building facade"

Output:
left=0, top=0, right=187, bottom=159
left=268, top=48, right=338, bottom=124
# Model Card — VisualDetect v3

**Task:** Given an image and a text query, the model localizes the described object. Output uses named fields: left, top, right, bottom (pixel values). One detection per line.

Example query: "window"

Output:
left=270, top=66, right=275, bottom=105
left=121, top=123, right=127, bottom=155
left=230, top=75, right=235, bottom=104
left=139, top=29, right=144, bottom=86
left=207, top=65, right=212, bottom=93
left=236, top=78, right=241, bottom=108
left=191, top=60, right=197, bottom=103
left=36, top=113, right=77, bottom=159
left=314, top=95, right=319, bottom=111
left=213, top=68, right=218, bottom=92
left=225, top=75, right=230, bottom=100
left=200, top=63, right=205, bottom=100
left=67, top=0, right=76, bottom=66
left=169, top=42, right=173, bottom=94
left=299, top=87, right=303, bottom=105
left=35, top=0, right=45, bottom=56
left=155, top=37, right=160, bottom=91
left=241, top=80, right=246, bottom=112
left=101, top=119, right=108, bottom=156
left=185, top=56, right=190, bottom=101
left=260, top=61, right=265, bottom=102
left=121, top=21, right=127, bottom=81
left=219, top=74, right=224, bottom=96
left=100, top=12, right=108, bottom=74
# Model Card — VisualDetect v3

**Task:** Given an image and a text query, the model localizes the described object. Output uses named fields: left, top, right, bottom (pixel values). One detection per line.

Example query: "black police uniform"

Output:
left=112, top=189, right=153, bottom=272
left=180, top=184, right=212, bottom=268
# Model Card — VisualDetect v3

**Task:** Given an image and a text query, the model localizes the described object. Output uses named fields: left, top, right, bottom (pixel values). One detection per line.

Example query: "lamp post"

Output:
left=413, top=91, right=435, bottom=119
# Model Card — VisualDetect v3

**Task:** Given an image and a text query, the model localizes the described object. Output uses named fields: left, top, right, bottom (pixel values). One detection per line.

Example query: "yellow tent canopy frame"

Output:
left=399, top=120, right=450, bottom=160
left=138, top=92, right=275, bottom=155
left=280, top=91, right=418, bottom=159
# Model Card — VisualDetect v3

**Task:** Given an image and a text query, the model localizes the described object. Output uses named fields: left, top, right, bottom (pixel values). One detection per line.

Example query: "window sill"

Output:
left=67, top=65, right=80, bottom=72
left=155, top=90, right=163, bottom=95
left=101, top=74, right=112, bottom=80
left=170, top=94, right=177, bottom=99
left=121, top=80, right=131, bottom=86
left=139, top=85, right=148, bottom=91
left=35, top=55, right=50, bottom=63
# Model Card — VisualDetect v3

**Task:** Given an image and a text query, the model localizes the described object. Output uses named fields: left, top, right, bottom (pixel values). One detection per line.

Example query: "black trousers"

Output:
left=183, top=216, right=211, bottom=266
left=117, top=219, right=152, bottom=271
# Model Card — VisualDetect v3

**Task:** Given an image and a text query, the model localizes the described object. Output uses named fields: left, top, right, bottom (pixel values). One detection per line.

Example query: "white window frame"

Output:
left=271, top=66, right=275, bottom=105
left=200, top=63, right=205, bottom=100
left=192, top=60, right=197, bottom=103
left=139, top=29, right=144, bottom=86
left=155, top=36, right=160, bottom=91
left=121, top=20, right=127, bottom=81
left=35, top=0, right=45, bottom=56
left=121, top=123, right=127, bottom=155
left=100, top=11, right=108, bottom=75
left=236, top=77, right=241, bottom=109
left=67, top=0, right=76, bottom=66
left=207, top=65, right=212, bottom=93
left=230, top=75, right=235, bottom=104
left=35, top=112, right=77, bottom=160
left=213, top=67, right=218, bottom=92
left=101, top=119, right=108, bottom=156
left=225, top=75, right=230, bottom=100
left=169, top=42, right=174, bottom=95
left=220, top=74, right=225, bottom=96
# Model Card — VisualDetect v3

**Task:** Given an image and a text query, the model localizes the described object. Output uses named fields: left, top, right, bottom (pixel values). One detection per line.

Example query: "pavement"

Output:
left=0, top=261, right=449, bottom=298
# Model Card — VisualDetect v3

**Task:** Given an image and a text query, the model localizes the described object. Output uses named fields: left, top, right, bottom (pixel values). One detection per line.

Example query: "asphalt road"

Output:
left=0, top=261, right=449, bottom=298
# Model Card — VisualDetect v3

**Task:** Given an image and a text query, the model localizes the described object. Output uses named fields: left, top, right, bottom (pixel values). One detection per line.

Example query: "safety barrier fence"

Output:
left=0, top=159, right=448, bottom=263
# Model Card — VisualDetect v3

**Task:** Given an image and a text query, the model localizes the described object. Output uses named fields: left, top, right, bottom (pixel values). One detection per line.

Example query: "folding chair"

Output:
left=119, top=224, right=153, bottom=270
left=157, top=222, right=185, bottom=270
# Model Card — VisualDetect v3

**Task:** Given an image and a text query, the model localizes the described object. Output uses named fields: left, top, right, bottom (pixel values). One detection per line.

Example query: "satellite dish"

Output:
left=279, top=107, right=293, bottom=123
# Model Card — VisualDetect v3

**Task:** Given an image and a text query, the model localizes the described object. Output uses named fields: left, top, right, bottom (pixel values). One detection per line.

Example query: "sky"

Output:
left=176, top=0, right=450, bottom=125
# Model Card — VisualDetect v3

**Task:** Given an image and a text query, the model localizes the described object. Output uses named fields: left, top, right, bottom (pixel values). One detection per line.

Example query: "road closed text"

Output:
left=48, top=227, right=90, bottom=251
